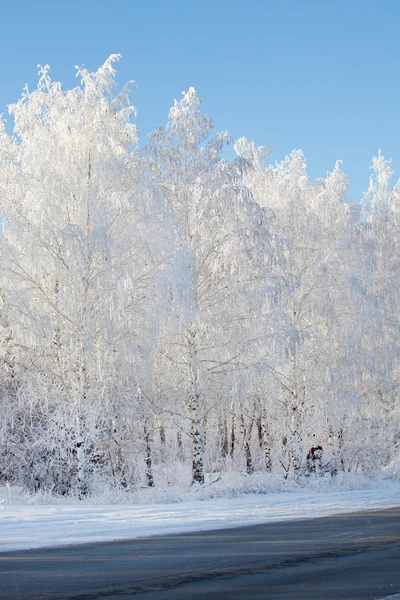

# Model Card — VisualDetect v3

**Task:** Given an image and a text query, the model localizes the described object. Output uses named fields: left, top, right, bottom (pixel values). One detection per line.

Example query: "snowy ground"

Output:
left=1, top=484, right=400, bottom=553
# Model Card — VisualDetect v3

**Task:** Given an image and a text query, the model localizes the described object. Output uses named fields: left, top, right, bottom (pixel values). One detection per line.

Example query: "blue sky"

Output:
left=1, top=0, right=399, bottom=201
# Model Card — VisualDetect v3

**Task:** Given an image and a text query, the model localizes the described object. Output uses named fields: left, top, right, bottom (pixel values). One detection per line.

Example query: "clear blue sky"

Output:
left=1, top=0, right=399, bottom=201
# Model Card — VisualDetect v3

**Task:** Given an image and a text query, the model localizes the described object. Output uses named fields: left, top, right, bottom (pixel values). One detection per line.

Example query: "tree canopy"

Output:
left=0, top=57, right=398, bottom=496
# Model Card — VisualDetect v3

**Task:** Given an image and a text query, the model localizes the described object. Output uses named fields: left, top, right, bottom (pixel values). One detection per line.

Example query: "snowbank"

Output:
left=1, top=477, right=399, bottom=553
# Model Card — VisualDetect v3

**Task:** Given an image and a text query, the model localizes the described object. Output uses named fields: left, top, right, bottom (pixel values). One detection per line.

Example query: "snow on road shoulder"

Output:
left=1, top=485, right=399, bottom=553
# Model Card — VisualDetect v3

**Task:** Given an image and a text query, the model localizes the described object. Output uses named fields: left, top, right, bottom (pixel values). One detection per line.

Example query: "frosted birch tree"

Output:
left=243, top=149, right=364, bottom=473
left=144, top=92, right=290, bottom=483
left=0, top=56, right=175, bottom=494
left=0, top=55, right=398, bottom=495
left=358, top=154, right=400, bottom=470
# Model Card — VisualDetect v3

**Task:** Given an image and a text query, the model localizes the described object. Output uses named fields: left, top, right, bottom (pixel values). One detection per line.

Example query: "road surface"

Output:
left=1, top=506, right=399, bottom=599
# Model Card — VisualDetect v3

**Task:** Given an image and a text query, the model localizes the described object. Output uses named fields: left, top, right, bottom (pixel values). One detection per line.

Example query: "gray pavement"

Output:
left=1, top=506, right=399, bottom=599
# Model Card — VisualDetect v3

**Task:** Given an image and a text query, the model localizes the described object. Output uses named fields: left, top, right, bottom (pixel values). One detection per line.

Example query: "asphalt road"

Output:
left=1, top=506, right=400, bottom=600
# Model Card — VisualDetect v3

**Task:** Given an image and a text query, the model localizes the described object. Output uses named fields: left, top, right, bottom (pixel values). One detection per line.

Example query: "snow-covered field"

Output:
left=1, top=482, right=399, bottom=553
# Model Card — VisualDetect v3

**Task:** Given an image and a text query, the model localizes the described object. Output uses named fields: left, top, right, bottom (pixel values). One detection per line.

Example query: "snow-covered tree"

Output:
left=0, top=56, right=176, bottom=494
left=0, top=56, right=397, bottom=496
left=144, top=91, right=290, bottom=483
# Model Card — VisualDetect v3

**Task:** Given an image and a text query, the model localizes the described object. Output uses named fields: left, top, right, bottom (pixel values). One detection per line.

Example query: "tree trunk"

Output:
left=137, top=388, right=154, bottom=487
left=76, top=356, right=89, bottom=498
left=289, top=405, right=301, bottom=473
left=240, top=411, right=254, bottom=475
left=157, top=416, right=166, bottom=445
left=257, top=416, right=263, bottom=448
left=230, top=401, right=235, bottom=458
left=219, top=412, right=228, bottom=459
left=337, top=426, right=345, bottom=470
left=111, top=415, right=127, bottom=487
left=188, top=329, right=205, bottom=485
left=76, top=412, right=87, bottom=498
left=260, top=408, right=272, bottom=472
left=144, top=420, right=154, bottom=487
left=191, top=414, right=205, bottom=484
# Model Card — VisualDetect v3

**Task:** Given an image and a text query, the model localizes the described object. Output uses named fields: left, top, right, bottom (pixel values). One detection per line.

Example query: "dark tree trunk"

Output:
left=230, top=401, right=235, bottom=458
left=144, top=422, right=154, bottom=487
left=220, top=413, right=229, bottom=458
